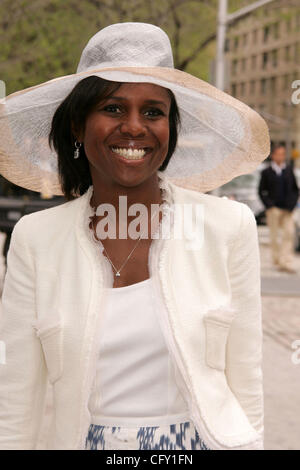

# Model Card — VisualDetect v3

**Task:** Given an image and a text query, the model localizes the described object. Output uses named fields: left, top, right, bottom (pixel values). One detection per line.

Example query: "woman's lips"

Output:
left=109, top=146, right=153, bottom=153
left=108, top=146, right=153, bottom=165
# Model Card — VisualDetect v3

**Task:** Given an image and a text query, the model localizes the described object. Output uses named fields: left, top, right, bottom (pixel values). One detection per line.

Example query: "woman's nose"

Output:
left=119, top=111, right=146, bottom=136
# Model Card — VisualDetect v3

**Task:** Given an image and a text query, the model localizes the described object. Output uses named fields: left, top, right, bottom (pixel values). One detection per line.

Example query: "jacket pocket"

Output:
left=203, top=316, right=231, bottom=372
left=34, top=322, right=64, bottom=384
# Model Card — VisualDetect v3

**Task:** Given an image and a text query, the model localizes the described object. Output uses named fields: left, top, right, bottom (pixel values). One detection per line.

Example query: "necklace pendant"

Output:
left=115, top=271, right=121, bottom=277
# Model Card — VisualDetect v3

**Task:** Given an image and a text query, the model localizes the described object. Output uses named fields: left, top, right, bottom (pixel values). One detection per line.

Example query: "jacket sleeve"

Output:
left=0, top=217, right=48, bottom=449
left=258, top=170, right=274, bottom=209
left=225, top=202, right=264, bottom=448
left=289, top=169, right=300, bottom=210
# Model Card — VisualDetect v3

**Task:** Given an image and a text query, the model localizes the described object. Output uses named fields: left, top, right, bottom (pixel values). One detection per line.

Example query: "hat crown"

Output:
left=76, top=22, right=174, bottom=73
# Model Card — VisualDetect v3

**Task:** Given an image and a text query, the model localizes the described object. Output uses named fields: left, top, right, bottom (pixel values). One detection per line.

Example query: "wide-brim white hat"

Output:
left=0, top=22, right=270, bottom=196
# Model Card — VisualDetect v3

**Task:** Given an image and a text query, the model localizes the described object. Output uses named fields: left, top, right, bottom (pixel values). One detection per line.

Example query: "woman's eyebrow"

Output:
left=104, top=96, right=168, bottom=109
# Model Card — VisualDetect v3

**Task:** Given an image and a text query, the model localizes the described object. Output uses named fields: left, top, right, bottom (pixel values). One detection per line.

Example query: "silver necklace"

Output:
left=90, top=199, right=162, bottom=277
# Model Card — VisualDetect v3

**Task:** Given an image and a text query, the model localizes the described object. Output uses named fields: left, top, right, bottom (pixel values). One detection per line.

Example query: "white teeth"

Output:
left=111, top=147, right=147, bottom=159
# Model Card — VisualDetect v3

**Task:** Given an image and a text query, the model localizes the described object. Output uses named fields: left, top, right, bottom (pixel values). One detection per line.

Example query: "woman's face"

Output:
left=79, top=82, right=171, bottom=188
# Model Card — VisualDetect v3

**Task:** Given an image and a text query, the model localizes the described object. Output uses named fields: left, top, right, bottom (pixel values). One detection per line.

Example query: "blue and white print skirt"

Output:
left=85, top=420, right=211, bottom=450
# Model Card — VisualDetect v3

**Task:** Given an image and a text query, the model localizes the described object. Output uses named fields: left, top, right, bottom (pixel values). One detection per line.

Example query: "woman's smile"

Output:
left=80, top=82, right=171, bottom=187
left=108, top=145, right=154, bottom=163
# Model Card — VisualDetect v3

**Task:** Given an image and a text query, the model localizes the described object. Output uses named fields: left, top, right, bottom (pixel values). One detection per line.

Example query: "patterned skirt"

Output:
left=85, top=420, right=211, bottom=450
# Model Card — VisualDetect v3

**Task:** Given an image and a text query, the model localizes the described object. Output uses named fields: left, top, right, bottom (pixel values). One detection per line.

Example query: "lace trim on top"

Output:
left=76, top=171, right=175, bottom=448
left=85, top=171, right=174, bottom=252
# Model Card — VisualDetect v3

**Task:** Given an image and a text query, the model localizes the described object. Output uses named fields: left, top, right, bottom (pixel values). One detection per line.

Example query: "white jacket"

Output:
left=0, top=177, right=264, bottom=450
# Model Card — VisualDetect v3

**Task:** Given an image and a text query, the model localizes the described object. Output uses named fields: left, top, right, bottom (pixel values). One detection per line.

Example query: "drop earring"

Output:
left=74, top=140, right=82, bottom=159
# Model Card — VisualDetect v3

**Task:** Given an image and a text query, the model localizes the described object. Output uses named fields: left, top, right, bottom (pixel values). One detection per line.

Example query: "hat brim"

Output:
left=0, top=66, right=270, bottom=195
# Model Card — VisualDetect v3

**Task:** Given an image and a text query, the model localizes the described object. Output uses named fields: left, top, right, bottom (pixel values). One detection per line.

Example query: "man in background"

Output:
left=258, top=144, right=299, bottom=273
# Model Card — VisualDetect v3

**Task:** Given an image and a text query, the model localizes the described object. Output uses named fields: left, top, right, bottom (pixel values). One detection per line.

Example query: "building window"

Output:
left=286, top=17, right=292, bottom=32
left=250, top=80, right=256, bottom=94
left=251, top=55, right=256, bottom=69
left=234, top=37, right=239, bottom=51
left=282, top=74, right=289, bottom=91
left=252, top=29, right=257, bottom=44
left=263, top=26, right=270, bottom=42
left=273, top=22, right=279, bottom=39
left=225, top=38, right=230, bottom=52
left=261, top=78, right=267, bottom=94
left=231, top=84, right=237, bottom=97
left=241, top=82, right=245, bottom=96
left=262, top=52, right=269, bottom=69
left=281, top=102, right=287, bottom=118
left=241, top=58, right=246, bottom=72
left=270, top=77, right=277, bottom=94
left=243, top=33, right=247, bottom=46
left=271, top=49, right=278, bottom=67
left=294, top=43, right=300, bottom=62
left=232, top=59, right=238, bottom=76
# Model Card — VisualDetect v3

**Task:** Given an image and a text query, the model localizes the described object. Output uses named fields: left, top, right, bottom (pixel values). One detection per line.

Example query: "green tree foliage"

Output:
left=2, top=0, right=294, bottom=96
left=1, top=0, right=219, bottom=95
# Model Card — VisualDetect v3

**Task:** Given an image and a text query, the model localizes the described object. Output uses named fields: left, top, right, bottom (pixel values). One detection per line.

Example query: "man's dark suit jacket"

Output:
left=258, top=163, right=299, bottom=212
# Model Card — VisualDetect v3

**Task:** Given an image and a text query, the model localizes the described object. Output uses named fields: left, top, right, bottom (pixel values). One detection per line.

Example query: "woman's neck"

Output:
left=89, top=173, right=164, bottom=216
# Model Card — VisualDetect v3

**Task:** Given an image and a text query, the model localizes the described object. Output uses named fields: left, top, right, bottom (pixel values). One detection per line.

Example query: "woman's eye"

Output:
left=101, top=105, right=164, bottom=117
left=103, top=104, right=121, bottom=113
left=144, top=108, right=164, bottom=117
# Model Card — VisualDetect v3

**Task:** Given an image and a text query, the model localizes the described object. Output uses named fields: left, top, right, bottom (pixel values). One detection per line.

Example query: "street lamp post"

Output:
left=216, top=0, right=276, bottom=92
left=215, top=0, right=228, bottom=91
left=212, top=0, right=275, bottom=196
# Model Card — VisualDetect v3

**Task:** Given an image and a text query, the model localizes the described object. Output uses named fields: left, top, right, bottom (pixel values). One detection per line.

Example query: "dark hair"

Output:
left=271, top=143, right=286, bottom=154
left=48, top=76, right=181, bottom=201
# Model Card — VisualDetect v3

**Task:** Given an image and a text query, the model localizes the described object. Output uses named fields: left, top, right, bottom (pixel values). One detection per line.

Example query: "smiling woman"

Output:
left=48, top=78, right=183, bottom=290
left=48, top=77, right=181, bottom=202
left=0, top=22, right=270, bottom=451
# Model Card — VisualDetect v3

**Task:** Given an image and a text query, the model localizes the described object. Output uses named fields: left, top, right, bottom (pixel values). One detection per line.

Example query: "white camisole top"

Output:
left=88, top=277, right=190, bottom=427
